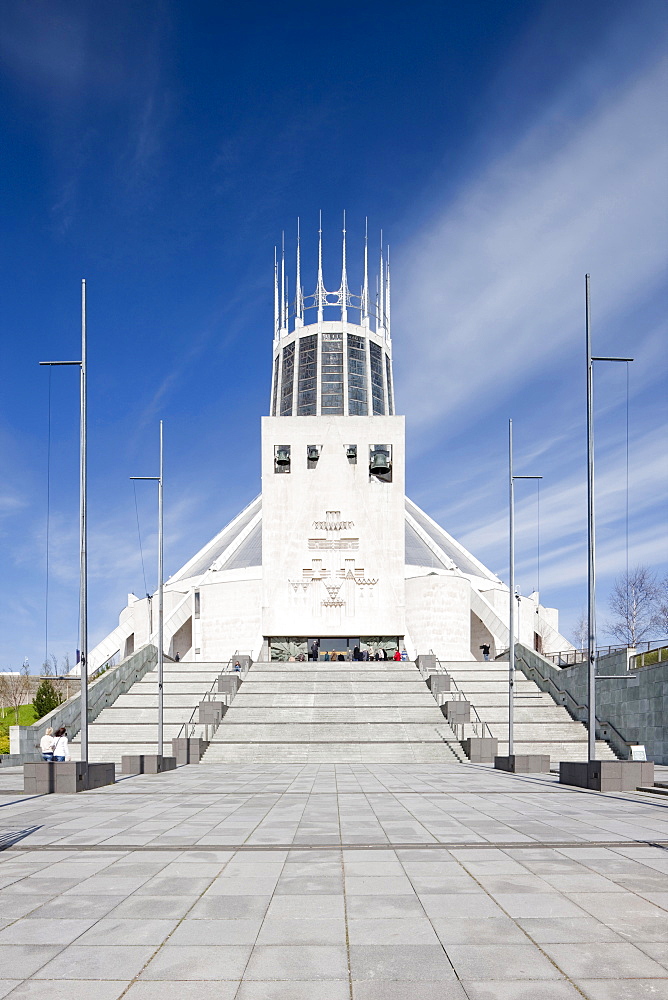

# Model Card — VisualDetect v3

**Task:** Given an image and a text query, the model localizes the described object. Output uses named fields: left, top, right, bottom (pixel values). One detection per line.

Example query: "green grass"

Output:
left=0, top=704, right=36, bottom=755
left=0, top=704, right=36, bottom=726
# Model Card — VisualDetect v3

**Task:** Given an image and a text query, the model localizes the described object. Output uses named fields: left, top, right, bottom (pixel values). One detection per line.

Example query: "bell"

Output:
left=370, top=450, right=391, bottom=475
left=307, top=446, right=320, bottom=462
left=275, top=448, right=291, bottom=466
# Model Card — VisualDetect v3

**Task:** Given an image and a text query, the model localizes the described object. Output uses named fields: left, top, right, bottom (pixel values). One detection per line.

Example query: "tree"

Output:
left=656, top=576, right=668, bottom=637
left=0, top=663, right=32, bottom=725
left=572, top=610, right=588, bottom=652
left=32, top=678, right=63, bottom=720
left=607, top=566, right=660, bottom=646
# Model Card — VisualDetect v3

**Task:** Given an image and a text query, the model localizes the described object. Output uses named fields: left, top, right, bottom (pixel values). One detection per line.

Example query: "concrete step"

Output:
left=201, top=743, right=459, bottom=763
left=223, top=708, right=445, bottom=724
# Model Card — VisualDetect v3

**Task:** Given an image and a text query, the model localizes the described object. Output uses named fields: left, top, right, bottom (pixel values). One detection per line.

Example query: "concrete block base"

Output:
left=559, top=759, right=654, bottom=791
left=171, top=738, right=209, bottom=765
left=495, top=754, right=550, bottom=773
left=121, top=754, right=177, bottom=775
left=198, top=701, right=227, bottom=725
left=416, top=654, right=437, bottom=675
left=24, top=761, right=115, bottom=794
left=443, top=700, right=471, bottom=724
left=427, top=674, right=451, bottom=694
left=218, top=675, right=242, bottom=695
left=462, top=737, right=498, bottom=762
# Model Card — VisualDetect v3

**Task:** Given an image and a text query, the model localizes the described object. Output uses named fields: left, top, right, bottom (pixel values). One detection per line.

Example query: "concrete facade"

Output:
left=78, top=229, right=574, bottom=675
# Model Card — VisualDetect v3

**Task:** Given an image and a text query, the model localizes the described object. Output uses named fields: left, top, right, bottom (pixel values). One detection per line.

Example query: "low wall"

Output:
left=6, top=644, right=157, bottom=764
left=515, top=643, right=668, bottom=764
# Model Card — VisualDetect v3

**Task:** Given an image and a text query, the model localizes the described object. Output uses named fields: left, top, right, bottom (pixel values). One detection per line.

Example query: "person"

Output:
left=337, top=654, right=344, bottom=662
left=324, top=651, right=330, bottom=661
left=374, top=651, right=380, bottom=661
left=40, top=728, right=55, bottom=762
left=353, top=645, right=360, bottom=661
left=52, top=727, right=70, bottom=762
left=480, top=644, right=490, bottom=661
left=310, top=641, right=318, bottom=661
left=393, top=649, right=401, bottom=661
left=175, top=652, right=180, bottom=662
left=382, top=648, right=388, bottom=661
left=233, top=660, right=242, bottom=673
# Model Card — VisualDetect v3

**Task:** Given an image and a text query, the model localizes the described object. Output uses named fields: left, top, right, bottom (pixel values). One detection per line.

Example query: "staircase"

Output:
left=441, top=660, right=619, bottom=763
left=69, top=661, right=227, bottom=763
left=202, top=659, right=463, bottom=763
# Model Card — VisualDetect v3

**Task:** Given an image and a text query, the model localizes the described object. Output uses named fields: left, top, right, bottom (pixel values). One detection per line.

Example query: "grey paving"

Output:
left=0, top=760, right=666, bottom=997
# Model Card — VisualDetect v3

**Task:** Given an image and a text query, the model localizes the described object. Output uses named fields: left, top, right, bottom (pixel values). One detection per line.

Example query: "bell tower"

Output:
left=261, top=217, right=406, bottom=647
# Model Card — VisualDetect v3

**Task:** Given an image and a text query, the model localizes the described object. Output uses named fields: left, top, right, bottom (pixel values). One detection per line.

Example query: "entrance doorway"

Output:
left=308, top=637, right=359, bottom=662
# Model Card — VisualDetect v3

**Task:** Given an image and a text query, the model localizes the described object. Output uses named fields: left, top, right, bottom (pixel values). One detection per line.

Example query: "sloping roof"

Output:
left=167, top=494, right=499, bottom=581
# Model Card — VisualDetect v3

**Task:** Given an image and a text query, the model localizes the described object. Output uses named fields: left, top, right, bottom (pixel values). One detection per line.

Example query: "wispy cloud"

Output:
left=395, top=52, right=668, bottom=438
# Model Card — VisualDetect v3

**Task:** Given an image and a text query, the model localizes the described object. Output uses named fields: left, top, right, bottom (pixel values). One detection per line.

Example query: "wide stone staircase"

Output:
left=69, top=661, right=227, bottom=763
left=201, top=659, right=464, bottom=764
left=440, top=659, right=619, bottom=763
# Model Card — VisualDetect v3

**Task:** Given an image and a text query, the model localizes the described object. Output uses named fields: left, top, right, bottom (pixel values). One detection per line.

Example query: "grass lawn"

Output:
left=1, top=704, right=36, bottom=727
left=0, top=704, right=36, bottom=754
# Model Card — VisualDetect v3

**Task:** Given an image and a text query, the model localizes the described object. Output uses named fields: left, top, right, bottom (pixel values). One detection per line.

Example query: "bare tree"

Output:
left=0, top=663, right=33, bottom=725
left=607, top=566, right=660, bottom=646
left=656, top=576, right=668, bottom=637
left=572, top=610, right=588, bottom=652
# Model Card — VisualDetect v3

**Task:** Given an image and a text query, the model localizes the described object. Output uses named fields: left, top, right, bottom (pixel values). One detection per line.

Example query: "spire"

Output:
left=317, top=210, right=325, bottom=323
left=295, top=217, right=302, bottom=326
left=385, top=244, right=391, bottom=339
left=341, top=210, right=349, bottom=323
left=378, top=231, right=385, bottom=334
left=362, top=217, right=369, bottom=326
left=280, top=232, right=286, bottom=334
left=273, top=246, right=279, bottom=339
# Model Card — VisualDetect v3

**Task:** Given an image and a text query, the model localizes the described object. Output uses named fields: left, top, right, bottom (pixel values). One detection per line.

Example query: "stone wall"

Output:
left=7, top=644, right=157, bottom=763
left=515, top=643, right=668, bottom=764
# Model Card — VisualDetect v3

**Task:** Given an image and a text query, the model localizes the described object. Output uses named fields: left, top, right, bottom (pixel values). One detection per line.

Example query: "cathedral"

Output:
left=86, top=222, right=572, bottom=672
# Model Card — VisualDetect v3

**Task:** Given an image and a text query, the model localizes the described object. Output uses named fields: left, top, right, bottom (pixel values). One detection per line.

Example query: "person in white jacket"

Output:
left=52, top=727, right=70, bottom=762
left=40, top=728, right=55, bottom=761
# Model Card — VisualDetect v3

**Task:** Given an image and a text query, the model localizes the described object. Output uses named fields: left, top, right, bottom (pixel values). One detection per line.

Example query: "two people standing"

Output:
left=39, top=726, right=70, bottom=762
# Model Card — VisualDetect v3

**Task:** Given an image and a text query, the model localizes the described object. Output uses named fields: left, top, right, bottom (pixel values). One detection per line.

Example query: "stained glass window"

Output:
left=321, top=332, right=343, bottom=414
left=280, top=342, right=295, bottom=416
left=297, top=334, right=318, bottom=415
left=369, top=341, right=385, bottom=415
left=347, top=334, right=368, bottom=415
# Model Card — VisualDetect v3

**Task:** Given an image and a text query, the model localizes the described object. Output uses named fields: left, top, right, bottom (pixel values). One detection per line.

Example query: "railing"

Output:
left=175, top=653, right=250, bottom=742
left=630, top=644, right=668, bottom=669
left=426, top=651, right=494, bottom=742
left=545, top=640, right=664, bottom=667
left=515, top=644, right=634, bottom=760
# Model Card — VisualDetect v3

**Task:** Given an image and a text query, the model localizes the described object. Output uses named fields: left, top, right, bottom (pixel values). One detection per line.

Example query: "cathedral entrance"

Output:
left=267, top=636, right=402, bottom=661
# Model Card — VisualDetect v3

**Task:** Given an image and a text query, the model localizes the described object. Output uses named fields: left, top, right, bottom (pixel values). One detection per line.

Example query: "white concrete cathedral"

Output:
left=87, top=223, right=572, bottom=670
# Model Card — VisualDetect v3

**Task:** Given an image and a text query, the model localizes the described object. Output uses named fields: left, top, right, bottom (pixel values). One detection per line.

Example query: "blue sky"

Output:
left=1, top=0, right=666, bottom=670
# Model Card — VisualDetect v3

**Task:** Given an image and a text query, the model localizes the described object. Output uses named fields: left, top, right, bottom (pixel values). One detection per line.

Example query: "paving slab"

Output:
left=1, top=760, right=667, bottom=995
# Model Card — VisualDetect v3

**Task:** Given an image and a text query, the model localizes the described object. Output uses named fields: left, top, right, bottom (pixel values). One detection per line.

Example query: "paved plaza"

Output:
left=0, top=761, right=667, bottom=999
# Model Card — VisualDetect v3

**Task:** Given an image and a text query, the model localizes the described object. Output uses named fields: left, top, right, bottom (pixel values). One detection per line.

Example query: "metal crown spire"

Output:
left=272, top=215, right=391, bottom=336
left=317, top=210, right=325, bottom=323
left=295, top=217, right=302, bottom=326
left=362, top=217, right=369, bottom=326
left=385, top=245, right=391, bottom=339
left=379, top=231, right=385, bottom=335
left=273, top=246, right=279, bottom=339
left=280, top=232, right=286, bottom=333
left=341, top=211, right=349, bottom=323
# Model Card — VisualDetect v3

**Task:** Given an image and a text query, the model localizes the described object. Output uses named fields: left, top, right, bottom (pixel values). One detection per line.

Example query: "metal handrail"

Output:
left=630, top=644, right=668, bottom=669
left=544, top=640, right=665, bottom=668
left=175, top=655, right=248, bottom=742
left=426, top=651, right=493, bottom=741
left=514, top=647, right=634, bottom=758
